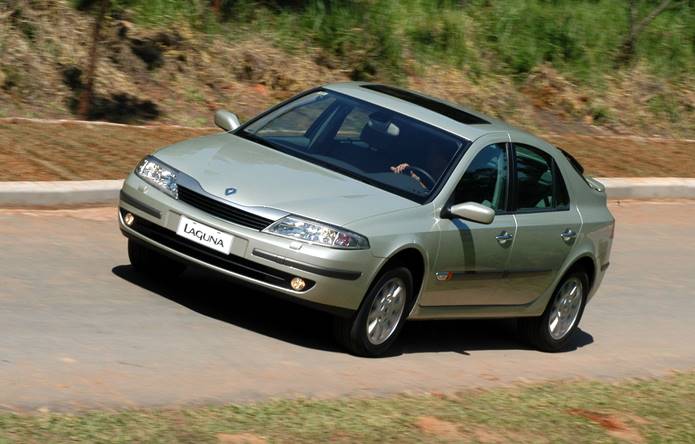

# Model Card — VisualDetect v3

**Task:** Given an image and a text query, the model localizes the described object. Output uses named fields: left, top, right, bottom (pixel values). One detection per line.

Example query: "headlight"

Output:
left=135, top=156, right=178, bottom=198
left=263, top=216, right=369, bottom=250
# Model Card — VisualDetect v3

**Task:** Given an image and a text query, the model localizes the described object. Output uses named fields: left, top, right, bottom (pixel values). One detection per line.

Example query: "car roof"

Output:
left=324, top=82, right=550, bottom=148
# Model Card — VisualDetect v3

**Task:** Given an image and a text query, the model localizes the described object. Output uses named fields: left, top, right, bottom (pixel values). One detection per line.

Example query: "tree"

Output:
left=615, top=0, right=682, bottom=67
left=77, top=0, right=110, bottom=119
left=211, top=0, right=222, bottom=16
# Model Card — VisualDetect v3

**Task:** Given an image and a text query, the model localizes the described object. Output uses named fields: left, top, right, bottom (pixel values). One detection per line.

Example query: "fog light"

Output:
left=290, top=277, right=306, bottom=291
left=124, top=212, right=135, bottom=226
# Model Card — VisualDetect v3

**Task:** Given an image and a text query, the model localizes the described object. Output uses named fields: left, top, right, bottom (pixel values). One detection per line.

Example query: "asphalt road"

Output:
left=1, top=201, right=694, bottom=411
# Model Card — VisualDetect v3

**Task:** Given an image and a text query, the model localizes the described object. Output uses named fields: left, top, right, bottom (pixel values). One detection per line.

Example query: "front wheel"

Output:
left=334, top=266, right=413, bottom=357
left=518, top=270, right=588, bottom=352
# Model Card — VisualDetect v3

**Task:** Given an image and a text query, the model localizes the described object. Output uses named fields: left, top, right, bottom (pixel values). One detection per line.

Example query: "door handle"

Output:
left=496, top=231, right=513, bottom=245
left=560, top=229, right=577, bottom=242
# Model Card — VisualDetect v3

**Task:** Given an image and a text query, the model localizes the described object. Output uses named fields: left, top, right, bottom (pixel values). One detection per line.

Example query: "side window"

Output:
left=335, top=107, right=370, bottom=139
left=514, top=143, right=569, bottom=212
left=453, top=143, right=508, bottom=212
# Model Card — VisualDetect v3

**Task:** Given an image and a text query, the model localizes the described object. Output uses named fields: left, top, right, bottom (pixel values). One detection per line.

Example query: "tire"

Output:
left=128, top=239, right=186, bottom=278
left=518, top=270, right=589, bottom=352
left=334, top=266, right=413, bottom=357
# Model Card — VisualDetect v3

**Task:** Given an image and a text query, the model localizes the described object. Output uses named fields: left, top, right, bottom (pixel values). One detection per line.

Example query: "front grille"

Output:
left=177, top=186, right=273, bottom=231
left=122, top=209, right=314, bottom=291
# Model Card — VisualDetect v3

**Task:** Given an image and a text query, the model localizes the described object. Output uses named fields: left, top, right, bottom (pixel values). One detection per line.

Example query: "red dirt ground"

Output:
left=1, top=119, right=693, bottom=181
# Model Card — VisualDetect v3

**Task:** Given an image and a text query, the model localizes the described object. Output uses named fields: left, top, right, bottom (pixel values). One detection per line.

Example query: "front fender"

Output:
left=348, top=204, right=440, bottom=312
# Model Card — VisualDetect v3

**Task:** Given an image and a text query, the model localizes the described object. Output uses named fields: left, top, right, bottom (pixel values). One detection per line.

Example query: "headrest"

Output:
left=360, top=112, right=400, bottom=150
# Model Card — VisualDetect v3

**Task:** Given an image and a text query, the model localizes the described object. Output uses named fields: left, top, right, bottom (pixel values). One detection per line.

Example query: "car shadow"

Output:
left=112, top=264, right=594, bottom=357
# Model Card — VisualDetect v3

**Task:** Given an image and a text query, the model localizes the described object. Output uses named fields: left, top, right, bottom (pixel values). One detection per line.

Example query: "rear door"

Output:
left=504, top=142, right=582, bottom=305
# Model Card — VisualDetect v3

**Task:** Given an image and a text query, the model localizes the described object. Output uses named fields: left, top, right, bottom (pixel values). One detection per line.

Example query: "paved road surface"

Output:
left=1, top=201, right=694, bottom=411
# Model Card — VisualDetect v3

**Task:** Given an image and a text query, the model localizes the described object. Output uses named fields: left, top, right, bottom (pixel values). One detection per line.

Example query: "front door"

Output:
left=423, top=142, right=517, bottom=306
left=504, top=143, right=582, bottom=305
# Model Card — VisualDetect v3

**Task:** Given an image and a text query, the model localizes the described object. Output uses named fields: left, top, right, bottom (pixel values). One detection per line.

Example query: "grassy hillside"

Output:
left=1, top=0, right=694, bottom=136
left=135, top=0, right=694, bottom=82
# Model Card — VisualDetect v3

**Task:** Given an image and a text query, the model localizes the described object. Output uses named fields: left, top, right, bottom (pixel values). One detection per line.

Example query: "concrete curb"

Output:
left=598, top=178, right=695, bottom=200
left=0, top=178, right=694, bottom=207
left=0, top=180, right=124, bottom=207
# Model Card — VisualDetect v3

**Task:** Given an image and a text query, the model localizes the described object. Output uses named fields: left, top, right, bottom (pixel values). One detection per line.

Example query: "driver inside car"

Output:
left=390, top=149, right=448, bottom=190
left=357, top=111, right=451, bottom=190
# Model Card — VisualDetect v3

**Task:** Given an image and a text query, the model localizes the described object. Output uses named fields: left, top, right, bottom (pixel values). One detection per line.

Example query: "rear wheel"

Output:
left=334, top=266, right=413, bottom=357
left=128, top=239, right=186, bottom=278
left=518, top=270, right=588, bottom=352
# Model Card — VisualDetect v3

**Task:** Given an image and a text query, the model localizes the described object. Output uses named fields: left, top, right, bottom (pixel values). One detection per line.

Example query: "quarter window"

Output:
left=453, top=144, right=508, bottom=212
left=514, top=144, right=569, bottom=212
left=335, top=106, right=370, bottom=139
left=556, top=165, right=570, bottom=210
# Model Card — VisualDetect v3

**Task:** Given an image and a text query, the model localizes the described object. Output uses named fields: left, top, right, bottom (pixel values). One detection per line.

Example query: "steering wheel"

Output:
left=404, top=165, right=436, bottom=189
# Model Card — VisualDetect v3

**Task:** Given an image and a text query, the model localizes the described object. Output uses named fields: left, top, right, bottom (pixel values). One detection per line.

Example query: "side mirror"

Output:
left=214, top=110, right=241, bottom=131
left=448, top=202, right=495, bottom=224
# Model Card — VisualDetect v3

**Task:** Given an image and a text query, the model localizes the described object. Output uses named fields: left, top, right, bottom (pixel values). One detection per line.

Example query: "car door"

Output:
left=504, top=142, right=581, bottom=305
left=422, top=140, right=517, bottom=306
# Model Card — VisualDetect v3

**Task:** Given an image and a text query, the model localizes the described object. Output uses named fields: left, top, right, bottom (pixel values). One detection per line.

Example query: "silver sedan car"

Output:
left=118, top=83, right=614, bottom=357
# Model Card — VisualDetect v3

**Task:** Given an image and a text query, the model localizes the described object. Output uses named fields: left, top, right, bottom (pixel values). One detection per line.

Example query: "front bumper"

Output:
left=118, top=173, right=380, bottom=313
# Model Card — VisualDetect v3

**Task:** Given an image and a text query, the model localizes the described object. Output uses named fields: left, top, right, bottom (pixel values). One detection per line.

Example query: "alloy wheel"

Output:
left=366, top=277, right=406, bottom=345
left=548, top=277, right=583, bottom=340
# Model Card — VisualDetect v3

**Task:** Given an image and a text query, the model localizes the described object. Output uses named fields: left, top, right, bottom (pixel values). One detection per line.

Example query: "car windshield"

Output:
left=238, top=90, right=469, bottom=203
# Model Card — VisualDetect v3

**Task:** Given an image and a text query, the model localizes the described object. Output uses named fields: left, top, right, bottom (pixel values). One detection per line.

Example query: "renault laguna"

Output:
left=118, top=83, right=614, bottom=357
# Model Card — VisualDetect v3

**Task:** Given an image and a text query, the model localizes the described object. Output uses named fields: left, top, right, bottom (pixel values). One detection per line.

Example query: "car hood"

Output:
left=154, top=133, right=418, bottom=226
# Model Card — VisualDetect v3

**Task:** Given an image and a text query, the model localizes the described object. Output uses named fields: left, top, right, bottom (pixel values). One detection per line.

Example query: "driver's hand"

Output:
left=391, top=163, right=427, bottom=189
left=390, top=163, right=410, bottom=174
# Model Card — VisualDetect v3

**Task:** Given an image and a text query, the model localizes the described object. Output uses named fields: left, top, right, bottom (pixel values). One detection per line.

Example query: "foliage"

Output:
left=89, top=0, right=694, bottom=85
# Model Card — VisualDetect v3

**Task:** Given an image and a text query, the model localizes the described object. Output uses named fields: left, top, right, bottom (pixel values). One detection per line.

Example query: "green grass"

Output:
left=105, top=0, right=695, bottom=86
left=2, top=372, right=695, bottom=443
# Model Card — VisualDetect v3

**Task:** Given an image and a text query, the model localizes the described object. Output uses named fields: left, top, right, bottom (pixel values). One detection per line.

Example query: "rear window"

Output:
left=560, top=148, right=585, bottom=175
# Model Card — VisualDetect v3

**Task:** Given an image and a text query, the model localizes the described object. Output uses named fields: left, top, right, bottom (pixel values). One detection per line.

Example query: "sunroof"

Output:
left=361, top=84, right=489, bottom=125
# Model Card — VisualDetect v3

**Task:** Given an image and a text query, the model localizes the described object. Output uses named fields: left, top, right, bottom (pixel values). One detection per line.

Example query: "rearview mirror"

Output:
left=448, top=202, right=495, bottom=225
left=214, top=110, right=241, bottom=131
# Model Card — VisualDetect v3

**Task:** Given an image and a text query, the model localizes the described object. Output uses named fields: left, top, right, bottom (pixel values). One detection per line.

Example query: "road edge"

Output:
left=0, top=180, right=124, bottom=207
left=596, top=178, right=695, bottom=200
left=0, top=178, right=694, bottom=207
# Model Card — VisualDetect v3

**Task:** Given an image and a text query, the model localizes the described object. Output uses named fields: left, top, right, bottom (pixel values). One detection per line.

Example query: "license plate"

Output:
left=176, top=215, right=233, bottom=255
